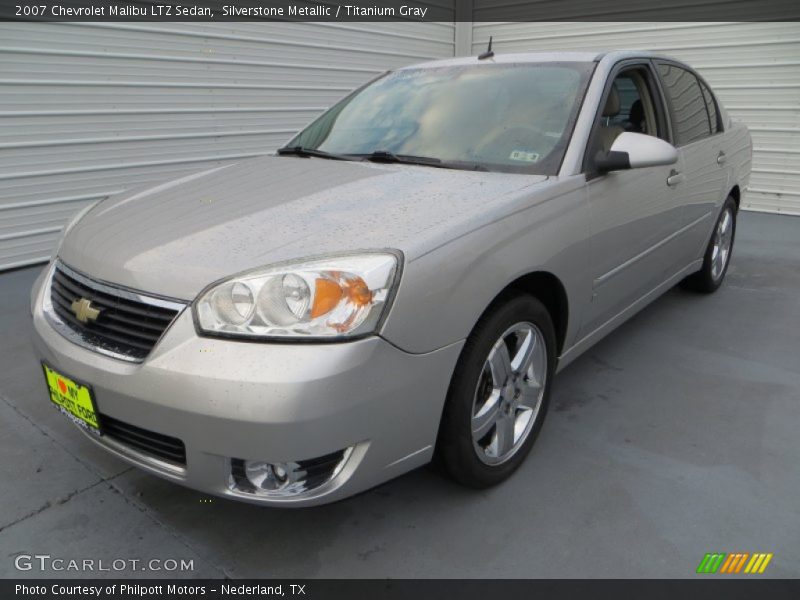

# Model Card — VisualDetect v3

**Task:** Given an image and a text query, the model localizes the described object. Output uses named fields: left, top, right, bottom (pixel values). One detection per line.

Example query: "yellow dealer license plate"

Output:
left=42, top=363, right=101, bottom=435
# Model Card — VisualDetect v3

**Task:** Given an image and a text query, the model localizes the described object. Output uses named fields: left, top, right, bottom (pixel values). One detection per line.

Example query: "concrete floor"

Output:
left=0, top=211, right=798, bottom=579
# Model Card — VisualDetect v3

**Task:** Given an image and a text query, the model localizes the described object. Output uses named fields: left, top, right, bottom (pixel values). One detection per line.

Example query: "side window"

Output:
left=699, top=79, right=720, bottom=135
left=656, top=63, right=711, bottom=145
left=589, top=65, right=666, bottom=160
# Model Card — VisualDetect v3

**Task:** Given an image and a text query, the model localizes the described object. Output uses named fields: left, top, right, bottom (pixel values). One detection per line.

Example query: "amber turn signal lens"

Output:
left=310, top=276, right=374, bottom=319
left=311, top=278, right=343, bottom=318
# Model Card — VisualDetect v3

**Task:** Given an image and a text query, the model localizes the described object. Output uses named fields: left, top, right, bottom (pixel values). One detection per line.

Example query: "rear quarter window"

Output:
left=657, top=63, right=712, bottom=145
left=699, top=79, right=721, bottom=135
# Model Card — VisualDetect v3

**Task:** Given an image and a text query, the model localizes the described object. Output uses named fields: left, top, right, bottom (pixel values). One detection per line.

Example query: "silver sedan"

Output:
left=31, top=50, right=751, bottom=506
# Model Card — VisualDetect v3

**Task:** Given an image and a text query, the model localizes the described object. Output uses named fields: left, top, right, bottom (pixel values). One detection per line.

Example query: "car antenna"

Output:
left=478, top=36, right=494, bottom=60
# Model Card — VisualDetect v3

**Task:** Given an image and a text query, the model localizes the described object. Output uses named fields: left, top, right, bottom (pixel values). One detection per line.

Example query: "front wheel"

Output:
left=682, top=196, right=737, bottom=293
left=435, top=294, right=556, bottom=488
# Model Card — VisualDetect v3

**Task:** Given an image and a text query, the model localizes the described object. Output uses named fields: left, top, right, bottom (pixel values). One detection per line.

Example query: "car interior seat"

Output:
left=596, top=84, right=625, bottom=153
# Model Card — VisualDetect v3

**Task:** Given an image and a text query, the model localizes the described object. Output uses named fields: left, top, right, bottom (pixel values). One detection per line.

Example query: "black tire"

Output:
left=435, top=293, right=556, bottom=488
left=682, top=196, right=737, bottom=293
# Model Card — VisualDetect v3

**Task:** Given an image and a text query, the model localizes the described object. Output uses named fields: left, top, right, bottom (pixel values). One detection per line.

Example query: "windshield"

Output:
left=286, top=62, right=595, bottom=174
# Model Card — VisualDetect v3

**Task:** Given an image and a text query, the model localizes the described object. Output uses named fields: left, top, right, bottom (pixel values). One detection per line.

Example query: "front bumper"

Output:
left=31, top=265, right=463, bottom=506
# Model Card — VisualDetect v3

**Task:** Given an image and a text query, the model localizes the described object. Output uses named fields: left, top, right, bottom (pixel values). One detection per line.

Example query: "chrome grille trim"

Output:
left=43, top=260, right=187, bottom=363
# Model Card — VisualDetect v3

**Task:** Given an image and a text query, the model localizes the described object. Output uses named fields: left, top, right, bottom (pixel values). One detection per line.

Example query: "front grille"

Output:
left=101, top=413, right=187, bottom=466
left=48, top=262, right=185, bottom=361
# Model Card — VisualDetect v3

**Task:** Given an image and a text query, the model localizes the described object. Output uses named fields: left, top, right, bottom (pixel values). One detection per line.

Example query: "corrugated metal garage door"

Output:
left=0, top=21, right=456, bottom=271
left=471, top=21, right=800, bottom=215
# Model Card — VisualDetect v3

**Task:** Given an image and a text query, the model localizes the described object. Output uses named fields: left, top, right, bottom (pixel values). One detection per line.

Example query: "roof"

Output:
left=400, top=50, right=677, bottom=70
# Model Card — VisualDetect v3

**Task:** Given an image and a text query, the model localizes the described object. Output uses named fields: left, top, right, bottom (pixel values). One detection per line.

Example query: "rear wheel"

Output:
left=682, top=196, right=737, bottom=293
left=436, top=294, right=556, bottom=488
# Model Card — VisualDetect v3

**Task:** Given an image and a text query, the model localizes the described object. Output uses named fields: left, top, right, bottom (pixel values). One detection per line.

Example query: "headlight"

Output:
left=194, top=252, right=401, bottom=339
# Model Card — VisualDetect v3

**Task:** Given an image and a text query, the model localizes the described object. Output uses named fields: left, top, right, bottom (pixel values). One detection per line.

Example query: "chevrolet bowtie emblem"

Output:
left=70, top=298, right=101, bottom=324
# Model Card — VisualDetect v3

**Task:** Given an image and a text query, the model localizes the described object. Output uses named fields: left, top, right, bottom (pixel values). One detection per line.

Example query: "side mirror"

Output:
left=594, top=132, right=678, bottom=173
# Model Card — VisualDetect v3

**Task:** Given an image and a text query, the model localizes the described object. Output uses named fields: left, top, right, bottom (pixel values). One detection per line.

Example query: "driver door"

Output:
left=579, top=61, right=686, bottom=338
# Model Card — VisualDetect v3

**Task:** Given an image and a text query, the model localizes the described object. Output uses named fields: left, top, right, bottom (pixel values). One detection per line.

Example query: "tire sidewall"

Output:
left=703, top=196, right=738, bottom=290
left=436, top=294, right=557, bottom=487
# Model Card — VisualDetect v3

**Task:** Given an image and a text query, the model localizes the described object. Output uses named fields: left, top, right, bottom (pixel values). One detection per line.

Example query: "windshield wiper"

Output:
left=276, top=146, right=352, bottom=161
left=361, top=150, right=441, bottom=166
left=278, top=147, right=488, bottom=171
left=358, top=150, right=488, bottom=172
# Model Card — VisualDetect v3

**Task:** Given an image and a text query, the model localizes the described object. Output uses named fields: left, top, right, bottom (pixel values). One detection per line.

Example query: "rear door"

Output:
left=654, top=62, right=729, bottom=263
left=580, top=60, right=685, bottom=338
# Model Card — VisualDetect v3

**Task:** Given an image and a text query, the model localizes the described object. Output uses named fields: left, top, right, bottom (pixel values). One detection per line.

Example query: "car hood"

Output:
left=59, top=155, right=550, bottom=300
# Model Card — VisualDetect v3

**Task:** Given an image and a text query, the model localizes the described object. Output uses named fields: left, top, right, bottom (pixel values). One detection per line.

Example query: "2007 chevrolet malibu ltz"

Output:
left=31, top=51, right=751, bottom=506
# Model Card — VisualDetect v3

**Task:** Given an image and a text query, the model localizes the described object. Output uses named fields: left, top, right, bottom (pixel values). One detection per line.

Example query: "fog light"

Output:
left=229, top=447, right=353, bottom=498
left=244, top=461, right=290, bottom=491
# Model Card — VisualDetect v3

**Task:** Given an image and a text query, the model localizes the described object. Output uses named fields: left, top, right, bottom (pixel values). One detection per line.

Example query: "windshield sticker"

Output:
left=509, top=150, right=540, bottom=163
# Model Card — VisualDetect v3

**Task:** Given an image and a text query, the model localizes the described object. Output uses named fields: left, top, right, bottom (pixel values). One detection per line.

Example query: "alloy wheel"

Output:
left=471, top=322, right=547, bottom=465
left=711, top=207, right=734, bottom=281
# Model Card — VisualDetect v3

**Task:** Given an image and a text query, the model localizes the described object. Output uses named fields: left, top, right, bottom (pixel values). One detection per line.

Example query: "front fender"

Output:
left=380, top=177, right=591, bottom=355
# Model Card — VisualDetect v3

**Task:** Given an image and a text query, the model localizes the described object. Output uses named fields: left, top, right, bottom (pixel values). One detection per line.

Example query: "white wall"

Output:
left=471, top=22, right=800, bottom=215
left=0, top=21, right=456, bottom=270
left=1, top=20, right=797, bottom=271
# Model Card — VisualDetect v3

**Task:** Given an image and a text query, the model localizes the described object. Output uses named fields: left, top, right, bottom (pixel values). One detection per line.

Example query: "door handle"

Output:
left=717, top=151, right=727, bottom=166
left=666, top=170, right=685, bottom=187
